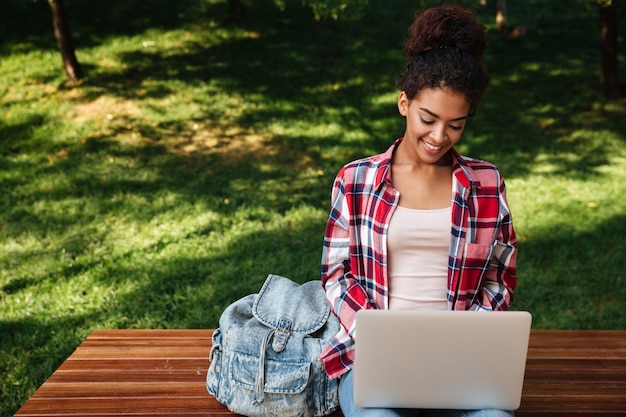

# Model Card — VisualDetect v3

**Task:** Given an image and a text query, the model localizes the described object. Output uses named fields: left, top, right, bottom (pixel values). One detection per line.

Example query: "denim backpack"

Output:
left=206, top=274, right=341, bottom=417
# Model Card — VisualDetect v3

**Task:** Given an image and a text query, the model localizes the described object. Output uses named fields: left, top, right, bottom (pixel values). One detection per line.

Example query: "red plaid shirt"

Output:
left=319, top=138, right=518, bottom=379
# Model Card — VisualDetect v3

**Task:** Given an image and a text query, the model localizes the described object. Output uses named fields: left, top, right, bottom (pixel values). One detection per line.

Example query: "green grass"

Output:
left=1, top=0, right=625, bottom=415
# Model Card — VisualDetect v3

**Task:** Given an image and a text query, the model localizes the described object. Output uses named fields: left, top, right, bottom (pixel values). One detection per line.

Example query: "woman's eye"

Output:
left=419, top=116, right=463, bottom=131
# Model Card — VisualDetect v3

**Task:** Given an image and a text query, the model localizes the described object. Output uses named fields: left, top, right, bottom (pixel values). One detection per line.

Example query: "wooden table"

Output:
left=13, top=329, right=626, bottom=416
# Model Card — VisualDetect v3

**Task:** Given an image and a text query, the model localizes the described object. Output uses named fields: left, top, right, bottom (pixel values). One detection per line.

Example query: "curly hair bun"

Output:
left=396, top=5, right=490, bottom=114
left=404, top=5, right=486, bottom=65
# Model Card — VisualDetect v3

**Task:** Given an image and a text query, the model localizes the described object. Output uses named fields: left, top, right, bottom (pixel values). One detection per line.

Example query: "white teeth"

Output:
left=423, top=141, right=442, bottom=151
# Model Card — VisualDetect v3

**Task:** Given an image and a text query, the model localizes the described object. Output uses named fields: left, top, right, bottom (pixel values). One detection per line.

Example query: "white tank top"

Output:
left=387, top=205, right=450, bottom=311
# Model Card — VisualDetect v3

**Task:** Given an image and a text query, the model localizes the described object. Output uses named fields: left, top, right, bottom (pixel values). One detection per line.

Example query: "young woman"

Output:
left=319, top=5, right=518, bottom=417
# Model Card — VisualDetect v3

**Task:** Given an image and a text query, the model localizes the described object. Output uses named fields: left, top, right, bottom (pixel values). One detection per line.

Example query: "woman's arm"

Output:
left=321, top=170, right=375, bottom=337
left=470, top=178, right=517, bottom=311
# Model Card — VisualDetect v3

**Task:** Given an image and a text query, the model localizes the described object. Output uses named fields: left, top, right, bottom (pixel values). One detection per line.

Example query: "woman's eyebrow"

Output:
left=419, top=107, right=468, bottom=121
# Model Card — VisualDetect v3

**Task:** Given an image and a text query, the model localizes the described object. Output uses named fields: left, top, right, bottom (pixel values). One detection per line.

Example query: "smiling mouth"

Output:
left=422, top=139, right=443, bottom=151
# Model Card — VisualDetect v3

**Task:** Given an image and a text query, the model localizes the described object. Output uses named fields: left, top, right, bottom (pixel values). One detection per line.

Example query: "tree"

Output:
left=495, top=0, right=507, bottom=32
left=479, top=0, right=506, bottom=30
left=580, top=0, right=622, bottom=99
left=48, top=0, right=83, bottom=84
left=480, top=0, right=525, bottom=37
left=597, top=1, right=621, bottom=98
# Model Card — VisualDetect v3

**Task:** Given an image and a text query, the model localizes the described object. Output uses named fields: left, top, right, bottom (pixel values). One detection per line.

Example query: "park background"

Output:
left=1, top=0, right=625, bottom=415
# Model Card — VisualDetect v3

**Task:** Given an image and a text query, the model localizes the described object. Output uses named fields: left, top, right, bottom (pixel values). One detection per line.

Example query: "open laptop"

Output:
left=353, top=310, right=532, bottom=410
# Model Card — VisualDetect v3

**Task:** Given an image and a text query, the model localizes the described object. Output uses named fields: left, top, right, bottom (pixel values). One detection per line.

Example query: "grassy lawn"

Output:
left=1, top=0, right=625, bottom=415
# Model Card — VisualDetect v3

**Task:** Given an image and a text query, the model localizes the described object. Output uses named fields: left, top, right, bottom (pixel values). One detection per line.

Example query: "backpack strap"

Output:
left=254, top=328, right=275, bottom=405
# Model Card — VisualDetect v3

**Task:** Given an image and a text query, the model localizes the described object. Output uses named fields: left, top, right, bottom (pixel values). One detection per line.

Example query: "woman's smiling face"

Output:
left=397, top=87, right=471, bottom=165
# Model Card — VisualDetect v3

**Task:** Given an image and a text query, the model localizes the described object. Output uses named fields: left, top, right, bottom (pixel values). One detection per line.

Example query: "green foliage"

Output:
left=592, top=0, right=612, bottom=7
left=304, top=0, right=369, bottom=20
left=272, top=0, right=369, bottom=20
left=580, top=0, right=613, bottom=9
left=1, top=0, right=625, bottom=416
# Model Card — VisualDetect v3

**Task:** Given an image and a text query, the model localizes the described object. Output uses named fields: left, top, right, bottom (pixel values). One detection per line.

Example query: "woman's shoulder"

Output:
left=455, top=153, right=506, bottom=186
left=336, top=144, right=395, bottom=183
left=458, top=154, right=500, bottom=170
left=341, top=152, right=387, bottom=172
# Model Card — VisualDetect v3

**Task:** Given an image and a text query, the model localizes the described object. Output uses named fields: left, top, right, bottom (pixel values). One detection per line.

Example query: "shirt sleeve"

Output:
left=469, top=176, right=517, bottom=311
left=321, top=169, right=376, bottom=338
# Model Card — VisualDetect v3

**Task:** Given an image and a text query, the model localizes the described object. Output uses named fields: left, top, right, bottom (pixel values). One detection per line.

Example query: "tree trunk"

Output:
left=496, top=0, right=507, bottom=32
left=599, top=4, right=620, bottom=98
left=49, top=0, right=83, bottom=84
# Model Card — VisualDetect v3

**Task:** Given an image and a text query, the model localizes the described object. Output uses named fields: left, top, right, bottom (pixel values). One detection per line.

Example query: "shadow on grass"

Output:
left=514, top=213, right=626, bottom=330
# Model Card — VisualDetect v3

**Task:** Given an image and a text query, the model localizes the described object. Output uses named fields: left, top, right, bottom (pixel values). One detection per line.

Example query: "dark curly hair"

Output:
left=395, top=5, right=489, bottom=115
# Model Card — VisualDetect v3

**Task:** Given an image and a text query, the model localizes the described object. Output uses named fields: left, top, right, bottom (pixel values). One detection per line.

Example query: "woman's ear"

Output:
left=398, top=91, right=409, bottom=116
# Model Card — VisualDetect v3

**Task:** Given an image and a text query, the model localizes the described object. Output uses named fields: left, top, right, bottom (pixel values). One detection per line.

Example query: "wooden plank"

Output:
left=77, top=338, right=211, bottom=348
left=87, top=329, right=214, bottom=339
left=13, top=397, right=232, bottom=415
left=524, top=358, right=626, bottom=382
left=525, top=358, right=626, bottom=372
left=30, top=382, right=211, bottom=398
left=45, top=370, right=208, bottom=384
left=65, top=346, right=209, bottom=359
left=528, top=330, right=626, bottom=342
left=518, top=397, right=626, bottom=416
left=56, top=358, right=206, bottom=371
left=521, top=381, right=626, bottom=397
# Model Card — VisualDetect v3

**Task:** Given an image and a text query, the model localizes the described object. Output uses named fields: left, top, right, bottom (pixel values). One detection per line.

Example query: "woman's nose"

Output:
left=429, top=125, right=446, bottom=142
